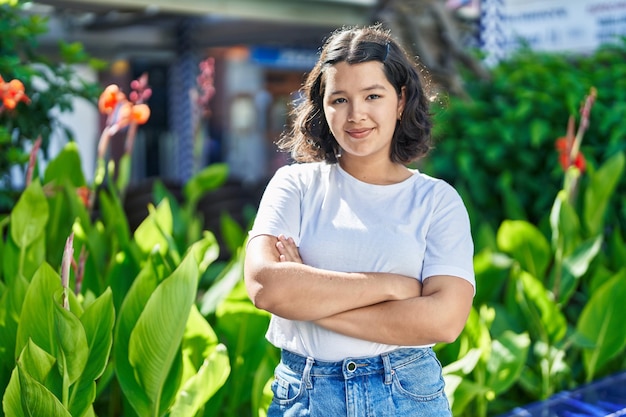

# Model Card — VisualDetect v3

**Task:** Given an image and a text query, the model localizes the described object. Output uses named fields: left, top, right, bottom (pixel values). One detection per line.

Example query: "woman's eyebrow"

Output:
left=327, top=84, right=387, bottom=96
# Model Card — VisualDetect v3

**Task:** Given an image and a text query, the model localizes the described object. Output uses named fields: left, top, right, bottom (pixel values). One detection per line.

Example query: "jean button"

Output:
left=346, top=361, right=357, bottom=372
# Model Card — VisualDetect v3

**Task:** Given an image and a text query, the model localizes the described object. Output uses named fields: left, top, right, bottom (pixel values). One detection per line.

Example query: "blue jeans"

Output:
left=267, top=347, right=452, bottom=417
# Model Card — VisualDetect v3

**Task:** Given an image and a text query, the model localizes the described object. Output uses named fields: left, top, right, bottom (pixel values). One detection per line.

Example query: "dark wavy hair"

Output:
left=277, top=24, right=434, bottom=164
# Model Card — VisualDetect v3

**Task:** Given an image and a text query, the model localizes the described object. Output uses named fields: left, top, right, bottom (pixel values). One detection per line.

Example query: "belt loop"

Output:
left=303, top=357, right=314, bottom=389
left=382, top=353, right=392, bottom=385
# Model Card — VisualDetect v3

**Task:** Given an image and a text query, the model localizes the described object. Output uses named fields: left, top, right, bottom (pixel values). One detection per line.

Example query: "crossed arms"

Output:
left=244, top=234, right=474, bottom=346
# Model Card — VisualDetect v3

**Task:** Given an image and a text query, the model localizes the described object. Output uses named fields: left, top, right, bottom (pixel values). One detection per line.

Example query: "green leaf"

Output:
left=169, top=344, right=230, bottom=417
left=584, top=152, right=624, bottom=235
left=17, top=362, right=72, bottom=417
left=166, top=304, right=229, bottom=415
left=16, top=263, right=63, bottom=357
left=497, top=220, right=551, bottom=279
left=53, top=301, right=89, bottom=385
left=220, top=212, right=245, bottom=256
left=486, top=331, right=530, bottom=395
left=128, top=253, right=198, bottom=414
left=78, top=288, right=115, bottom=382
left=187, top=231, right=220, bottom=277
left=98, top=188, right=131, bottom=250
left=3, top=340, right=57, bottom=417
left=555, top=235, right=603, bottom=303
left=183, top=163, right=229, bottom=207
left=115, top=153, right=131, bottom=194
left=549, top=190, right=581, bottom=256
left=114, top=257, right=162, bottom=417
left=134, top=199, right=174, bottom=256
left=43, top=142, right=86, bottom=187
left=576, top=268, right=626, bottom=380
left=199, top=249, right=245, bottom=316
left=442, top=348, right=481, bottom=375
left=516, top=269, right=567, bottom=344
left=0, top=274, right=29, bottom=369
left=10, top=180, right=49, bottom=249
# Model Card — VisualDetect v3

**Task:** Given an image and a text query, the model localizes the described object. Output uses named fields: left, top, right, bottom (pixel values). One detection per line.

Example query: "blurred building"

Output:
left=24, top=0, right=626, bottom=188
left=27, top=0, right=378, bottom=186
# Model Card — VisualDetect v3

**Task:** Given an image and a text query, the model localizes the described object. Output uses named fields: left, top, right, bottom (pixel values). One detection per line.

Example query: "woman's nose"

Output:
left=348, top=103, right=366, bottom=122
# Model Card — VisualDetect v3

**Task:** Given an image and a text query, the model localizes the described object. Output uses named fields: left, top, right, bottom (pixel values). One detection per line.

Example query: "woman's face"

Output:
left=322, top=60, right=405, bottom=164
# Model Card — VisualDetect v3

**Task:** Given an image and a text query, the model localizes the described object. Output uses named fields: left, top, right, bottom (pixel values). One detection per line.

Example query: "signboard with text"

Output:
left=481, top=0, right=626, bottom=63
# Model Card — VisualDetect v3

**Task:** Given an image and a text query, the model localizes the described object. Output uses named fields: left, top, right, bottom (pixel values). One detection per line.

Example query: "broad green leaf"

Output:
left=4, top=340, right=57, bottom=417
left=446, top=378, right=485, bottom=417
left=220, top=212, right=245, bottom=256
left=0, top=274, right=28, bottom=369
left=584, top=152, right=624, bottom=235
left=199, top=249, right=245, bottom=316
left=114, top=257, right=162, bottom=417
left=486, top=331, right=530, bottom=394
left=78, top=288, right=115, bottom=381
left=22, top=232, right=47, bottom=282
left=68, top=382, right=96, bottom=417
left=257, top=374, right=274, bottom=417
left=134, top=199, right=173, bottom=255
left=182, top=305, right=219, bottom=366
left=187, top=231, right=220, bottom=277
left=459, top=306, right=492, bottom=362
left=214, top=281, right=272, bottom=412
left=169, top=345, right=230, bottom=417
left=16, top=263, right=62, bottom=357
left=43, top=142, right=86, bottom=187
left=472, top=248, right=511, bottom=306
left=516, top=270, right=567, bottom=344
left=128, top=254, right=198, bottom=414
left=116, top=153, right=131, bottom=194
left=53, top=301, right=89, bottom=385
left=10, top=180, right=49, bottom=249
left=442, top=348, right=482, bottom=375
left=98, top=188, right=131, bottom=250
left=252, top=345, right=279, bottom=417
left=553, top=235, right=603, bottom=303
left=577, top=268, right=626, bottom=380
left=46, top=187, right=90, bottom=268
left=183, top=163, right=229, bottom=207
left=549, top=190, right=581, bottom=256
left=2, top=237, right=20, bottom=286
left=17, top=362, right=72, bottom=417
left=497, top=220, right=551, bottom=279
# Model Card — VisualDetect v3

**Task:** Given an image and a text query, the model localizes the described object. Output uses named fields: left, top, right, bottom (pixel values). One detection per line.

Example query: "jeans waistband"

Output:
left=280, top=347, right=432, bottom=378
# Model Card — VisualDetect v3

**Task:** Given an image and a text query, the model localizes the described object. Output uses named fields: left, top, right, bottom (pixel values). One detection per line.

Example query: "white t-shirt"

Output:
left=249, top=162, right=475, bottom=361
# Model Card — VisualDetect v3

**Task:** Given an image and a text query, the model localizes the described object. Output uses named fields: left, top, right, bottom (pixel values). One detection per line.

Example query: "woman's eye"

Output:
left=367, top=94, right=381, bottom=100
left=332, top=98, right=347, bottom=104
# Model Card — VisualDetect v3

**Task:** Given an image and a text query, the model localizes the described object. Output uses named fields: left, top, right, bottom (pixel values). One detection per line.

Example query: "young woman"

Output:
left=244, top=24, right=475, bottom=416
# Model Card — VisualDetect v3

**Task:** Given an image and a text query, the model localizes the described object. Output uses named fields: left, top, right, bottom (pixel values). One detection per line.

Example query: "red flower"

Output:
left=555, top=87, right=597, bottom=173
left=556, top=136, right=585, bottom=171
left=0, top=75, right=31, bottom=110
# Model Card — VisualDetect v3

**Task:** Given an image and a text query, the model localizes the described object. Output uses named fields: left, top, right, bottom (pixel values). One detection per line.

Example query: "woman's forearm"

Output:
left=244, top=234, right=421, bottom=321
left=314, top=275, right=474, bottom=346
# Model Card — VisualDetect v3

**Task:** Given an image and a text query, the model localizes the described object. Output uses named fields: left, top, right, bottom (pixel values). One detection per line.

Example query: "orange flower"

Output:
left=0, top=77, right=31, bottom=110
left=98, top=84, right=126, bottom=115
left=130, top=103, right=150, bottom=125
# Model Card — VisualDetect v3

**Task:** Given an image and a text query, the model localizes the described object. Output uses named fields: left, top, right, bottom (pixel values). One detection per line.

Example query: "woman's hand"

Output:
left=275, top=234, right=303, bottom=263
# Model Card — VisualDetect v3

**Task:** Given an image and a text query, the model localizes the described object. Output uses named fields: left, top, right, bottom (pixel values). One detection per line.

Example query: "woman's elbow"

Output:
left=436, top=310, right=471, bottom=344
left=244, top=271, right=272, bottom=312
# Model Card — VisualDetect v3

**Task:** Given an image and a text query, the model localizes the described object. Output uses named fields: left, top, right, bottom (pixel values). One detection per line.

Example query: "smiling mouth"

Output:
left=346, top=128, right=372, bottom=138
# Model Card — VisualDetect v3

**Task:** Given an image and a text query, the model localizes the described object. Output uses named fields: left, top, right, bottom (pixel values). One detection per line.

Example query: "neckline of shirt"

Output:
left=333, top=162, right=419, bottom=191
